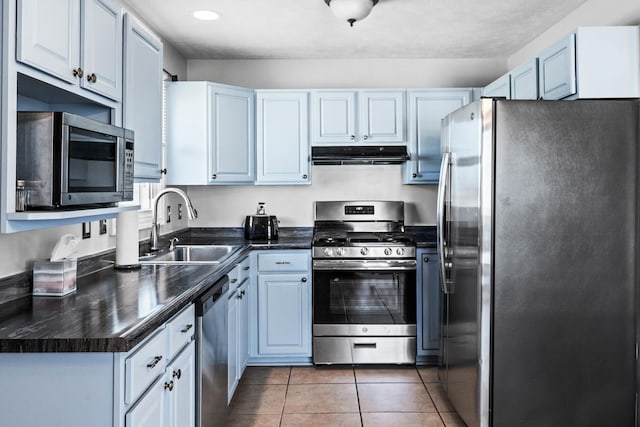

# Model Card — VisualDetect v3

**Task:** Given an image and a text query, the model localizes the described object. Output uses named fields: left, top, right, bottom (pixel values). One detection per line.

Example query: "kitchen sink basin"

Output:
left=139, top=244, right=242, bottom=264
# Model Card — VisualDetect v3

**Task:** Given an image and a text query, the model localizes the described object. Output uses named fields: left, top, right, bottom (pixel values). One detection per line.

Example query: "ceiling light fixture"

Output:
left=193, top=10, right=220, bottom=21
left=324, top=0, right=379, bottom=27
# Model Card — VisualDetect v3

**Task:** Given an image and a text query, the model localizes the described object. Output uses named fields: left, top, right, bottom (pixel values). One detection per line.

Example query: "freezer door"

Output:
left=440, top=100, right=487, bottom=427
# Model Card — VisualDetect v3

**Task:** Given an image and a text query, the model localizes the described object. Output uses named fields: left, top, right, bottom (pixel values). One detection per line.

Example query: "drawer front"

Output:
left=257, top=252, right=309, bottom=272
left=125, top=327, right=168, bottom=405
left=167, top=304, right=195, bottom=360
left=238, top=256, right=251, bottom=283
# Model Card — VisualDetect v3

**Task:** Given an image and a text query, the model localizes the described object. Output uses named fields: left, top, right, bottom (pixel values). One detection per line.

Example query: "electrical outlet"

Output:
left=99, top=219, right=107, bottom=235
left=82, top=222, right=91, bottom=239
left=178, top=203, right=183, bottom=220
left=166, top=205, right=171, bottom=223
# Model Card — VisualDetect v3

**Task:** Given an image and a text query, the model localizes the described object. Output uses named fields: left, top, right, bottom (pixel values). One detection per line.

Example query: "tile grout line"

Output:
left=278, top=366, right=292, bottom=427
left=353, top=367, right=365, bottom=427
left=419, top=366, right=448, bottom=426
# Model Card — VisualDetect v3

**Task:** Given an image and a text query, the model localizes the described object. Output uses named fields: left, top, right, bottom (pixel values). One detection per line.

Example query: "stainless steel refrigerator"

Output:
left=437, top=99, right=638, bottom=426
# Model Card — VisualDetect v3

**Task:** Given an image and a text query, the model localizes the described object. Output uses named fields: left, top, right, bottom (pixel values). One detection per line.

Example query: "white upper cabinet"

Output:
left=482, top=73, right=511, bottom=99
left=166, top=82, right=255, bottom=185
left=311, top=90, right=405, bottom=145
left=538, top=33, right=577, bottom=100
left=510, top=58, right=539, bottom=100
left=123, top=13, right=163, bottom=181
left=256, top=91, right=310, bottom=185
left=539, top=26, right=640, bottom=100
left=16, top=0, right=122, bottom=101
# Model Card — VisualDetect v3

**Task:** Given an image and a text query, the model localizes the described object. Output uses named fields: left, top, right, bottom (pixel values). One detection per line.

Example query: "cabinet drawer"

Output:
left=125, top=327, right=168, bottom=405
left=257, top=252, right=309, bottom=272
left=167, top=304, right=195, bottom=360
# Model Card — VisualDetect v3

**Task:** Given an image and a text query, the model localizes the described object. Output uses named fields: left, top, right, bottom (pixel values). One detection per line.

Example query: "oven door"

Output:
left=312, top=259, right=416, bottom=337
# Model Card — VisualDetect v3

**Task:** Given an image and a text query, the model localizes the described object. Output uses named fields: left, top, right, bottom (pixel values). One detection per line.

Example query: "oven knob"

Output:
left=336, top=248, right=345, bottom=257
left=396, top=248, right=405, bottom=256
left=323, top=248, right=334, bottom=257
left=384, top=248, right=392, bottom=256
left=360, top=247, right=369, bottom=256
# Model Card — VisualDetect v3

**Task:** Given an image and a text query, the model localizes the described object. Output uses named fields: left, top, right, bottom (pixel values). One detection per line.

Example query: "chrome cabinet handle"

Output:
left=241, top=290, right=246, bottom=296
left=72, top=67, right=84, bottom=78
left=164, top=380, right=174, bottom=391
left=275, top=261, right=291, bottom=265
left=87, top=73, right=97, bottom=83
left=146, top=355, right=163, bottom=369
left=180, top=324, right=193, bottom=333
left=230, top=278, right=238, bottom=283
left=173, top=369, right=182, bottom=380
left=243, top=266, right=250, bottom=271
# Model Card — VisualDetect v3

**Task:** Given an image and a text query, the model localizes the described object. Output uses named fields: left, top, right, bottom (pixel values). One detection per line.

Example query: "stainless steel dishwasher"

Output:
left=196, top=276, right=229, bottom=427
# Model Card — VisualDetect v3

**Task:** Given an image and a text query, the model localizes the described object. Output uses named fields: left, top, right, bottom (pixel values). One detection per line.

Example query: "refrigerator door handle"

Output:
left=437, top=151, right=451, bottom=294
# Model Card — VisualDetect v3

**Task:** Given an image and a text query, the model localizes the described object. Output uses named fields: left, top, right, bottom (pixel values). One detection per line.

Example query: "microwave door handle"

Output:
left=437, top=152, right=451, bottom=294
left=116, top=135, right=123, bottom=193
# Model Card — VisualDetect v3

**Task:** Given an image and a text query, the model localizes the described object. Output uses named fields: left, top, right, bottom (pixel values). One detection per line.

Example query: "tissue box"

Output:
left=32, top=259, right=77, bottom=296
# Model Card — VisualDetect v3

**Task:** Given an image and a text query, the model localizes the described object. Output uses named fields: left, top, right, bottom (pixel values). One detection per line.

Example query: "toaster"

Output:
left=244, top=203, right=279, bottom=240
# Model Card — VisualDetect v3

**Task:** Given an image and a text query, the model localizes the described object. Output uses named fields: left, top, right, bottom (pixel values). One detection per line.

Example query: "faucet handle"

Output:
left=169, top=237, right=179, bottom=251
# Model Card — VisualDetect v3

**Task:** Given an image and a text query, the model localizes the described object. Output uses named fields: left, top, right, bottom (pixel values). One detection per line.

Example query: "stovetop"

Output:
left=313, top=231, right=415, bottom=246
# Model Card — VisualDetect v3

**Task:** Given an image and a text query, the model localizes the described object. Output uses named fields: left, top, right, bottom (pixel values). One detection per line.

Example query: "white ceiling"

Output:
left=124, top=0, right=587, bottom=60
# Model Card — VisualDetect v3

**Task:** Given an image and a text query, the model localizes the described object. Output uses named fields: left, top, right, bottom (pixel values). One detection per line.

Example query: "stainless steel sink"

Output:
left=139, top=244, right=242, bottom=264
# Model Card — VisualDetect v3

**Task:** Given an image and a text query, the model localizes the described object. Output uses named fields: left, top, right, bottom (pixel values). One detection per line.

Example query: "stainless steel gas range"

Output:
left=312, top=201, right=417, bottom=365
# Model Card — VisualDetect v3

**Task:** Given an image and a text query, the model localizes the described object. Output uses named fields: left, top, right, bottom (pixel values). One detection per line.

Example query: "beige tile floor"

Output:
left=228, top=365, right=466, bottom=427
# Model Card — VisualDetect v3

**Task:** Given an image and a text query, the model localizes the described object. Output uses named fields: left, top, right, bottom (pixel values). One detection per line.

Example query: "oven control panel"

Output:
left=314, top=246, right=415, bottom=259
left=345, top=205, right=374, bottom=215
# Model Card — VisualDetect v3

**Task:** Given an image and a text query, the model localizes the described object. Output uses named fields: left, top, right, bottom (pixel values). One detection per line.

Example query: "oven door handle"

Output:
left=312, top=259, right=417, bottom=271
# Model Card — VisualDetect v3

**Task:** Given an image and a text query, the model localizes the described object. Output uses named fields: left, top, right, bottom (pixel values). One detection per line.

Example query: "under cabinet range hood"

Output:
left=311, top=145, right=410, bottom=165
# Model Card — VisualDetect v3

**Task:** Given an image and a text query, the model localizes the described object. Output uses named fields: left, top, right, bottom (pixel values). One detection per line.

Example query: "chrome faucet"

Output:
left=149, top=188, right=198, bottom=251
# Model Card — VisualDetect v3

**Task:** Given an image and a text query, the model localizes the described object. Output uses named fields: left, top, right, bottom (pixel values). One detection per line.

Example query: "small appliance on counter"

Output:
left=244, top=202, right=279, bottom=240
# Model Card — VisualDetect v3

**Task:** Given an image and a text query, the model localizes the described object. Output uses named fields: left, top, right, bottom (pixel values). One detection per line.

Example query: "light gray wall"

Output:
left=508, top=0, right=640, bottom=68
left=187, top=58, right=506, bottom=89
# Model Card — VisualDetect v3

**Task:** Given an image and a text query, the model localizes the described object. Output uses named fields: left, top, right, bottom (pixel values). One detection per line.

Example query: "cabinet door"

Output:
left=510, top=58, right=538, bottom=100
left=257, top=273, right=311, bottom=355
left=227, top=289, right=239, bottom=402
left=125, top=377, right=167, bottom=427
left=482, top=73, right=511, bottom=98
left=256, top=91, right=310, bottom=185
left=16, top=0, right=80, bottom=85
left=310, top=90, right=357, bottom=144
left=538, top=33, right=576, bottom=100
left=123, top=14, right=163, bottom=181
left=358, top=90, right=405, bottom=143
left=404, top=90, right=471, bottom=184
left=238, top=280, right=250, bottom=376
left=80, top=0, right=122, bottom=100
left=167, top=341, right=196, bottom=427
left=417, top=249, right=442, bottom=357
left=208, top=86, right=255, bottom=184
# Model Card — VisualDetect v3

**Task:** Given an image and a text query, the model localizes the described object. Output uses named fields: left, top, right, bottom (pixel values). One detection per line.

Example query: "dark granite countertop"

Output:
left=0, top=226, right=436, bottom=354
left=0, top=228, right=312, bottom=353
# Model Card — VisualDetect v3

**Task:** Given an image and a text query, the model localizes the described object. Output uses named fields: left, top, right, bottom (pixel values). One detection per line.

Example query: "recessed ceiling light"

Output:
left=193, top=10, right=220, bottom=21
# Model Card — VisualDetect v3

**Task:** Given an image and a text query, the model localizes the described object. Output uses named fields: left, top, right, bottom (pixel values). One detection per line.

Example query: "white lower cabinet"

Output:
left=249, top=250, right=312, bottom=363
left=166, top=341, right=196, bottom=427
left=228, top=257, right=251, bottom=402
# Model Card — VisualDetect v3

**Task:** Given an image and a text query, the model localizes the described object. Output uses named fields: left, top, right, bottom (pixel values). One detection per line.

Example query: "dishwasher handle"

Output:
left=196, top=276, right=229, bottom=316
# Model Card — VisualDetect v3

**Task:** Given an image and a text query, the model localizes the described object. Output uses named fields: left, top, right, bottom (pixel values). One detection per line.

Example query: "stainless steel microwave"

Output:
left=16, top=112, right=134, bottom=209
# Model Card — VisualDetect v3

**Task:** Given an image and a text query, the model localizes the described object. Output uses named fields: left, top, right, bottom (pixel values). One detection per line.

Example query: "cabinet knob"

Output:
left=363, top=135, right=369, bottom=140
left=173, top=369, right=182, bottom=380
left=211, top=174, right=217, bottom=180
left=350, top=135, right=356, bottom=140
left=301, top=277, right=307, bottom=283
left=243, top=266, right=250, bottom=271
left=87, top=73, right=97, bottom=83
left=180, top=324, right=193, bottom=333
left=164, top=380, right=174, bottom=391
left=412, top=173, right=418, bottom=178
left=72, top=67, right=84, bottom=78
left=160, top=168, right=168, bottom=175
left=302, top=174, right=308, bottom=179
left=241, top=290, right=246, bottom=296
left=146, top=355, right=163, bottom=369
left=231, top=278, right=238, bottom=283
left=423, top=256, right=429, bottom=262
